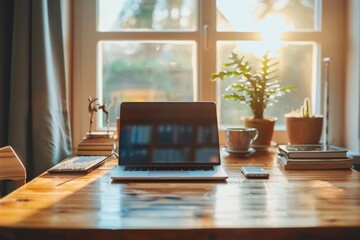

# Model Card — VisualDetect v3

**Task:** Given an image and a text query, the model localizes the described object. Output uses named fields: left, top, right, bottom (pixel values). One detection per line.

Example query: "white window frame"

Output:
left=73, top=0, right=346, bottom=148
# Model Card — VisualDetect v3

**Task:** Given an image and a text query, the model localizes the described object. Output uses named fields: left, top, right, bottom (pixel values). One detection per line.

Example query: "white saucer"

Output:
left=222, top=147, right=255, bottom=157
left=251, top=141, right=277, bottom=151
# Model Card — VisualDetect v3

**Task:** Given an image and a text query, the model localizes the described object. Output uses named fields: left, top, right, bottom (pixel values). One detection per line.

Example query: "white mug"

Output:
left=226, top=128, right=258, bottom=151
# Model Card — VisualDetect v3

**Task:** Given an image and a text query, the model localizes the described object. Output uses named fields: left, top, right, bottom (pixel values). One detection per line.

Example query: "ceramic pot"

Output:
left=242, top=117, right=276, bottom=146
left=285, top=117, right=323, bottom=144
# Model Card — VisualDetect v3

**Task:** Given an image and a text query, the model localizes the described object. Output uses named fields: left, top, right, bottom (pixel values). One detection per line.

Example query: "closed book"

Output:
left=278, top=144, right=348, bottom=159
left=277, top=155, right=352, bottom=170
left=78, top=143, right=115, bottom=150
left=81, top=137, right=115, bottom=143
left=78, top=144, right=115, bottom=151
left=77, top=149, right=113, bottom=156
left=79, top=141, right=114, bottom=145
left=85, top=132, right=114, bottom=139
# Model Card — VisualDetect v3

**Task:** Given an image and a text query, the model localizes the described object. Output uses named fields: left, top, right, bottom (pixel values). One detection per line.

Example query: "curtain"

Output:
left=0, top=0, right=72, bottom=195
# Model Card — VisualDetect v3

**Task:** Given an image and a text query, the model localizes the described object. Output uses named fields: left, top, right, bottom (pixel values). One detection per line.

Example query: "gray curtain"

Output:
left=0, top=0, right=72, bottom=194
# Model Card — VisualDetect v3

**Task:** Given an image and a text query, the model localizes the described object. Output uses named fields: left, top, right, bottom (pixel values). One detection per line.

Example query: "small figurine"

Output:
left=88, top=96, right=110, bottom=134
left=101, top=101, right=110, bottom=133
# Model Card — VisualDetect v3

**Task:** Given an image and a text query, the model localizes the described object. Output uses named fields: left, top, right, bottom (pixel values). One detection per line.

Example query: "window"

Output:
left=73, top=0, right=344, bottom=145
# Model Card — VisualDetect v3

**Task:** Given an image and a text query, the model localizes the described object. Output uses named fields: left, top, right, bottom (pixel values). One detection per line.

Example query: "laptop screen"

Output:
left=118, top=102, right=221, bottom=166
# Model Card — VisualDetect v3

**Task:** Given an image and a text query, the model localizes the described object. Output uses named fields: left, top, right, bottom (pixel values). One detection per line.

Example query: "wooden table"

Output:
left=1, top=148, right=360, bottom=240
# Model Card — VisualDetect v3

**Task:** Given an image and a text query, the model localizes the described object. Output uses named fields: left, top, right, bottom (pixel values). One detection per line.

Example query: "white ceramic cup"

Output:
left=226, top=127, right=258, bottom=151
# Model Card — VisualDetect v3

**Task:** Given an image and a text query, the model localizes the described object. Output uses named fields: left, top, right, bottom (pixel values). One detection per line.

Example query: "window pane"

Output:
left=217, top=0, right=319, bottom=32
left=216, top=41, right=315, bottom=127
left=98, top=0, right=197, bottom=31
left=98, top=41, right=196, bottom=129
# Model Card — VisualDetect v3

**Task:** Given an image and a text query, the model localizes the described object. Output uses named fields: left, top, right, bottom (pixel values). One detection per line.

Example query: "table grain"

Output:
left=1, top=148, right=360, bottom=240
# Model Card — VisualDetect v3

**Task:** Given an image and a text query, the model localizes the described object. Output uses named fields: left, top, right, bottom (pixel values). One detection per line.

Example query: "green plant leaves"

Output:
left=211, top=52, right=296, bottom=119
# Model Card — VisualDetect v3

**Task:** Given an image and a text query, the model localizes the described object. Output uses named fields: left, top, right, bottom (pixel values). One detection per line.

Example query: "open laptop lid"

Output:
left=118, top=102, right=221, bottom=166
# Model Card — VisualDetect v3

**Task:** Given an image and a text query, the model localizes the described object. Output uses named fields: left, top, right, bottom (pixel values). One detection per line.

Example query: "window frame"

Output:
left=73, top=0, right=346, bottom=148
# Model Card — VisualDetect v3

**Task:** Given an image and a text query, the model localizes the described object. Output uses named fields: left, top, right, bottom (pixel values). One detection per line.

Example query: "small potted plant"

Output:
left=211, top=52, right=296, bottom=146
left=285, top=98, right=323, bottom=144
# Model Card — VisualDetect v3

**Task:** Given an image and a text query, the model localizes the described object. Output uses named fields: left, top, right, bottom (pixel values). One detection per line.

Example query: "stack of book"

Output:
left=77, top=132, right=116, bottom=156
left=277, top=144, right=352, bottom=170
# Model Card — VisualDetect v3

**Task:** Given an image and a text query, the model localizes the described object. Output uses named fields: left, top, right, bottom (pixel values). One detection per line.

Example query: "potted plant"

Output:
left=285, top=98, right=323, bottom=144
left=211, top=52, right=296, bottom=146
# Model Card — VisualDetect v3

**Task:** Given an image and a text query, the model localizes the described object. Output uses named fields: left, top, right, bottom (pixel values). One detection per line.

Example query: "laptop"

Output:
left=111, top=102, right=228, bottom=180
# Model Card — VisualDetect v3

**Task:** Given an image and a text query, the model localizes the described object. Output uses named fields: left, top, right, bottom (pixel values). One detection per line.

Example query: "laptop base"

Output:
left=110, top=165, right=228, bottom=181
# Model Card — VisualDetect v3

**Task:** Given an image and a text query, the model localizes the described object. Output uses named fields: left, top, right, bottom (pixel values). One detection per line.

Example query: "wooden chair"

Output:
left=0, top=146, right=27, bottom=188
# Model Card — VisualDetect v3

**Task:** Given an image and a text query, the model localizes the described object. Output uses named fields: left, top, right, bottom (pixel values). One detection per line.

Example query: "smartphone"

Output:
left=241, top=166, right=270, bottom=178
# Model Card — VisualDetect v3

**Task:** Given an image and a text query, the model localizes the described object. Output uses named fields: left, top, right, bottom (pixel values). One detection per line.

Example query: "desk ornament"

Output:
left=76, top=97, right=115, bottom=156
left=86, top=96, right=114, bottom=139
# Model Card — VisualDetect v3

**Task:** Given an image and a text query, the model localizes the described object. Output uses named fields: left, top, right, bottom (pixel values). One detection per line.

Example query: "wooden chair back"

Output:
left=0, top=146, right=26, bottom=188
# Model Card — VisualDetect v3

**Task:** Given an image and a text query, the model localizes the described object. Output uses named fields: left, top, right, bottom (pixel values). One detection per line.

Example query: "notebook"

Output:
left=110, top=102, right=228, bottom=180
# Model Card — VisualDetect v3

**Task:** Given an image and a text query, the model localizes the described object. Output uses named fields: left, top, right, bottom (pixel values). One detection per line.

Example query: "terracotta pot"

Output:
left=242, top=117, right=276, bottom=146
left=285, top=117, right=323, bottom=144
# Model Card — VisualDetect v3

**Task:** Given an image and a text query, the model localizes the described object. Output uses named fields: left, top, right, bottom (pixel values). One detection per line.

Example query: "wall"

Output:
left=345, top=0, right=360, bottom=152
left=321, top=1, right=347, bottom=147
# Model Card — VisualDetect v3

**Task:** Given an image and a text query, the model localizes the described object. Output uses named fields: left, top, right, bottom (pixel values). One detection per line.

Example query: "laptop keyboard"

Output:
left=48, top=155, right=110, bottom=173
left=124, top=166, right=215, bottom=171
